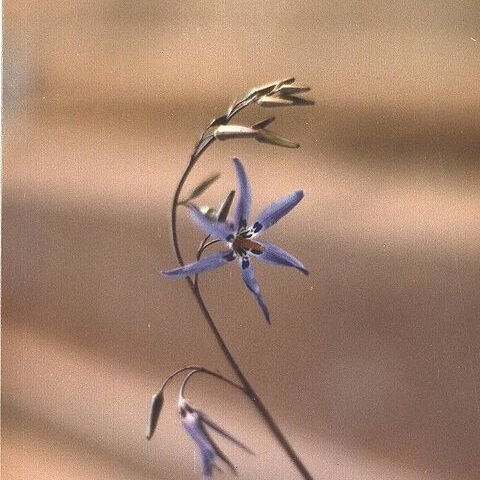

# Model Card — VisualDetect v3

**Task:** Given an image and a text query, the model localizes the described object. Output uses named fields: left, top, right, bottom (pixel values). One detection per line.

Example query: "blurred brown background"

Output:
left=2, top=1, right=480, bottom=479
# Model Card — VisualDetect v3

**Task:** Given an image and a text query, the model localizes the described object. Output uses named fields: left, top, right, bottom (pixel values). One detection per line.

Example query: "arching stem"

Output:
left=170, top=156, right=314, bottom=480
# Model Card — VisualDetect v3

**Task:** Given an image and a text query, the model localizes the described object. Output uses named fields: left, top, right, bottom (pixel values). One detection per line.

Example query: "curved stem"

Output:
left=170, top=159, right=314, bottom=480
left=197, top=238, right=220, bottom=260
left=179, top=367, right=246, bottom=399
left=152, top=365, right=204, bottom=397
left=193, top=236, right=210, bottom=287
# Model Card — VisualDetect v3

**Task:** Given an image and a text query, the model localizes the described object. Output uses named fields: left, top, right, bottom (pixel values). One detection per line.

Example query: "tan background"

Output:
left=3, top=1, right=480, bottom=479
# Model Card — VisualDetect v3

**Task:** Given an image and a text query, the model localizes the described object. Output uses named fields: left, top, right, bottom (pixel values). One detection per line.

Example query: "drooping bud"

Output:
left=146, top=391, right=164, bottom=440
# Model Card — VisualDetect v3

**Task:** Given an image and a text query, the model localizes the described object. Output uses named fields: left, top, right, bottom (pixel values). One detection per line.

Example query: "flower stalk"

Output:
left=162, top=78, right=314, bottom=479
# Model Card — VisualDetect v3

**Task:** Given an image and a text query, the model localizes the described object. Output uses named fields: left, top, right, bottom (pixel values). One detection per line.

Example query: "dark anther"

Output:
left=242, top=258, right=250, bottom=269
left=226, top=234, right=234, bottom=242
left=185, top=404, right=193, bottom=413
left=179, top=407, right=186, bottom=417
left=252, top=222, right=262, bottom=233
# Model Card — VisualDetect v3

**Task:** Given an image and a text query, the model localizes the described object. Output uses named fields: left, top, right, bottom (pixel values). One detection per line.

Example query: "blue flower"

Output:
left=178, top=398, right=253, bottom=478
left=163, top=158, right=308, bottom=324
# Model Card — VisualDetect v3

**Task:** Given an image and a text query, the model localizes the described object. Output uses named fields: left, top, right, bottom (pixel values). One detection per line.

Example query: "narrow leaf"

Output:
left=186, top=173, right=220, bottom=202
left=252, top=117, right=275, bottom=130
left=216, top=190, right=235, bottom=222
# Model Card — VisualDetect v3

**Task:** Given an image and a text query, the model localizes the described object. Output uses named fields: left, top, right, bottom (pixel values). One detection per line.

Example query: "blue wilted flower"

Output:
left=163, top=158, right=308, bottom=324
left=178, top=397, right=253, bottom=478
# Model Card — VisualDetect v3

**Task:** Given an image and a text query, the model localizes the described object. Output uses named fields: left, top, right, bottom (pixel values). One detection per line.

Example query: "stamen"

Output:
left=233, top=236, right=264, bottom=255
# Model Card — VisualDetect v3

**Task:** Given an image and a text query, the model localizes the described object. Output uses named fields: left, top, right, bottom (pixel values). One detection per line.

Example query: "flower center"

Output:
left=232, top=235, right=264, bottom=256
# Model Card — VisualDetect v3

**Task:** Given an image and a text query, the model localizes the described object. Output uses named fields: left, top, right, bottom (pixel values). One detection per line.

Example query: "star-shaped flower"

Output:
left=163, top=158, right=308, bottom=324
left=178, top=398, right=253, bottom=478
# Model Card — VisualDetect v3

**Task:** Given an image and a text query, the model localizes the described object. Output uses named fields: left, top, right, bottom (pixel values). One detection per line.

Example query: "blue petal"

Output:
left=189, top=205, right=235, bottom=241
left=256, top=241, right=308, bottom=275
left=250, top=190, right=304, bottom=235
left=181, top=416, right=216, bottom=475
left=199, top=423, right=236, bottom=474
left=199, top=444, right=216, bottom=476
left=233, top=158, right=252, bottom=230
left=201, top=413, right=254, bottom=454
left=162, top=251, right=234, bottom=278
left=240, top=259, right=270, bottom=324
